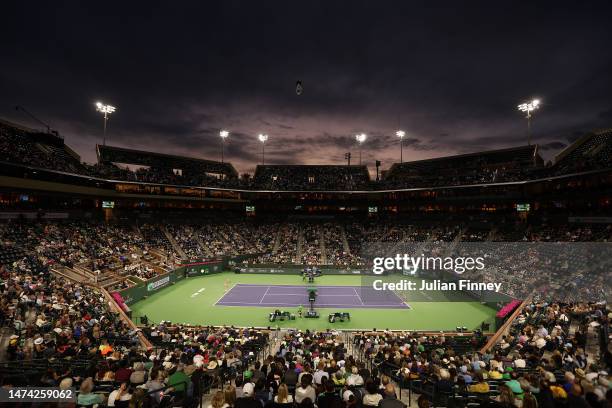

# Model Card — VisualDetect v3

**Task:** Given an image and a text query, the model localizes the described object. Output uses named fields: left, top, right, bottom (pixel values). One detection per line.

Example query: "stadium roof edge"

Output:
left=2, top=159, right=609, bottom=195
left=387, top=144, right=541, bottom=172
left=96, top=144, right=238, bottom=176
left=553, top=128, right=612, bottom=166
left=0, top=117, right=49, bottom=134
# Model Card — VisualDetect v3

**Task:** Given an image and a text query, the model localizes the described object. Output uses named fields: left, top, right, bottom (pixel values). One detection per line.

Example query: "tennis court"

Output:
left=215, top=283, right=409, bottom=309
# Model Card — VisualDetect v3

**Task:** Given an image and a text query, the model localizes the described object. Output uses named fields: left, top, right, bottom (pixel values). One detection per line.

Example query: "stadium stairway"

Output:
left=340, top=225, right=351, bottom=255
left=320, top=227, right=328, bottom=264
left=586, top=323, right=600, bottom=365
left=297, top=226, right=304, bottom=260
left=194, top=233, right=209, bottom=256
left=162, top=225, right=187, bottom=259
left=272, top=227, right=282, bottom=254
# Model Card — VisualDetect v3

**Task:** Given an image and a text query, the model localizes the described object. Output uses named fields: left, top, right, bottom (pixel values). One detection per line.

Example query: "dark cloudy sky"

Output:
left=1, top=1, right=611, bottom=174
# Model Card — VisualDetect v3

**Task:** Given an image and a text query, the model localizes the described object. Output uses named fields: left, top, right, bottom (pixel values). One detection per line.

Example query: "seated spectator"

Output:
left=347, top=366, right=364, bottom=386
left=363, top=379, right=383, bottom=407
left=130, top=362, right=146, bottom=384
left=236, top=383, right=261, bottom=408
left=379, top=384, right=405, bottom=408
left=274, top=383, right=294, bottom=404
left=115, top=360, right=134, bottom=383
left=168, top=363, right=192, bottom=395
left=332, top=371, right=346, bottom=386
left=108, top=382, right=132, bottom=407
left=468, top=372, right=490, bottom=393
left=284, top=362, right=299, bottom=386
left=130, top=388, right=146, bottom=408
left=317, top=380, right=343, bottom=408
left=208, top=390, right=228, bottom=408
left=77, top=377, right=105, bottom=406
left=314, top=361, right=330, bottom=385
left=295, top=374, right=317, bottom=404
left=224, top=385, right=237, bottom=408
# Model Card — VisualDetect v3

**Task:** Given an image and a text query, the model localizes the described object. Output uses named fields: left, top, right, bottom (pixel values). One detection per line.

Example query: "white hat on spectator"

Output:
left=34, top=337, right=43, bottom=345
left=586, top=373, right=599, bottom=381
left=243, top=383, right=255, bottom=397
left=342, top=390, right=354, bottom=402
left=163, top=361, right=174, bottom=370
left=514, top=359, right=526, bottom=368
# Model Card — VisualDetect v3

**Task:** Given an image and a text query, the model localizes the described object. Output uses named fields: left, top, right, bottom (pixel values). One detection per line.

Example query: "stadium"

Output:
left=1, top=114, right=611, bottom=406
left=1, top=2, right=611, bottom=408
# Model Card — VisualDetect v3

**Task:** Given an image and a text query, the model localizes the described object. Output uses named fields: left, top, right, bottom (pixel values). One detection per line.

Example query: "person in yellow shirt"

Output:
left=468, top=373, right=490, bottom=393
left=489, top=367, right=503, bottom=380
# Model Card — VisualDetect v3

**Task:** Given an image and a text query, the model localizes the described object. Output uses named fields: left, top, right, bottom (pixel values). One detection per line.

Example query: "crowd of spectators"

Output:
left=300, top=224, right=323, bottom=265
left=0, top=121, right=90, bottom=176
left=0, top=217, right=611, bottom=407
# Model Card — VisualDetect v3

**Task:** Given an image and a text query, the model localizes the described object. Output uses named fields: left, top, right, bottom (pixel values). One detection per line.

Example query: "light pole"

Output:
left=517, top=99, right=540, bottom=146
left=258, top=134, right=268, bottom=165
left=396, top=130, right=405, bottom=163
left=219, top=130, right=229, bottom=163
left=355, top=133, right=367, bottom=165
left=95, top=102, right=116, bottom=146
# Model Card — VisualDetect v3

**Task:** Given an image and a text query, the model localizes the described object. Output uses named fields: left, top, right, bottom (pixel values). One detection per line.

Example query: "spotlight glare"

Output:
left=95, top=102, right=116, bottom=114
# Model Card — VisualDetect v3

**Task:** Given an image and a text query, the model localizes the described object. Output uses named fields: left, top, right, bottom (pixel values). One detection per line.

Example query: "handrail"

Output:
left=100, top=286, right=153, bottom=349
left=50, top=266, right=152, bottom=349
left=480, top=293, right=533, bottom=354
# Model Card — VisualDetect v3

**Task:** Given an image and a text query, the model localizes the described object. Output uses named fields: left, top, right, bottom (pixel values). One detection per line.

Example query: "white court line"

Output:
left=353, top=287, right=365, bottom=305
left=259, top=286, right=272, bottom=304
left=213, top=283, right=237, bottom=306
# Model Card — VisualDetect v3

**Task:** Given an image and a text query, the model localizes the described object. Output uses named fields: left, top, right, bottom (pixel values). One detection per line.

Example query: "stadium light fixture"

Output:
left=355, top=133, right=367, bottom=165
left=95, top=102, right=116, bottom=146
left=219, top=130, right=229, bottom=163
left=396, top=130, right=406, bottom=163
left=517, top=99, right=541, bottom=146
left=258, top=133, right=269, bottom=165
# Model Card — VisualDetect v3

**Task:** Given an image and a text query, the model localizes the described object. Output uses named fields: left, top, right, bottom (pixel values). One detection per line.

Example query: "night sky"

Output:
left=1, top=1, right=611, bottom=174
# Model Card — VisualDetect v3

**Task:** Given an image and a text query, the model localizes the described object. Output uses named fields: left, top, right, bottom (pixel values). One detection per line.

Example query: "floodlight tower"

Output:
left=219, top=130, right=229, bottom=163
left=355, top=133, right=367, bottom=165
left=396, top=130, right=406, bottom=163
left=258, top=133, right=268, bottom=165
left=517, top=99, right=541, bottom=146
left=95, top=102, right=116, bottom=146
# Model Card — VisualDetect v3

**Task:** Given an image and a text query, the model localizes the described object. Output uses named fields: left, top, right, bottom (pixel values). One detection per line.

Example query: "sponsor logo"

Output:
left=147, top=276, right=170, bottom=292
